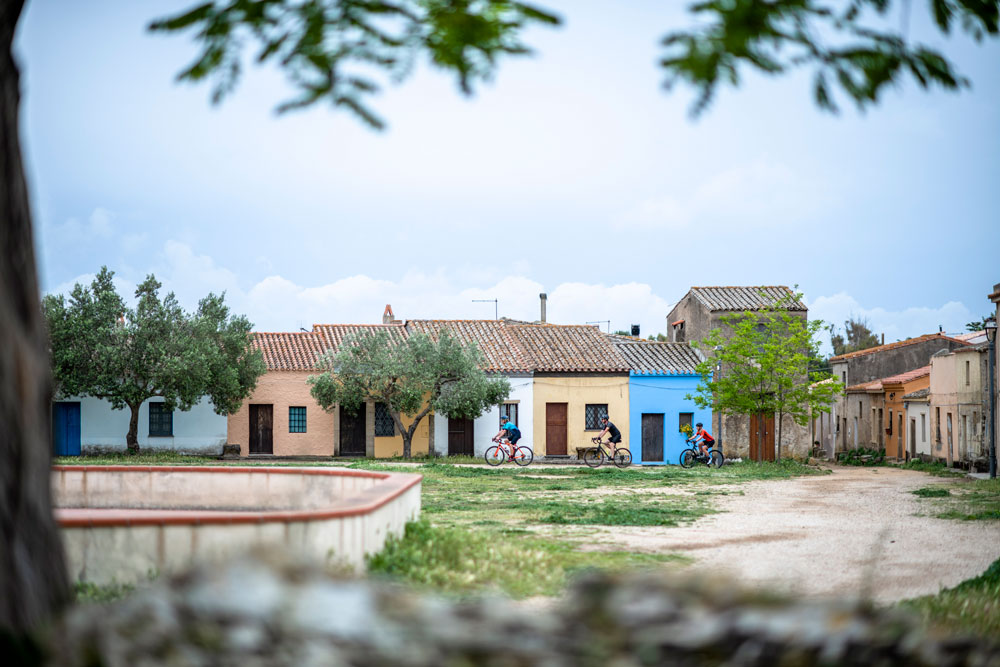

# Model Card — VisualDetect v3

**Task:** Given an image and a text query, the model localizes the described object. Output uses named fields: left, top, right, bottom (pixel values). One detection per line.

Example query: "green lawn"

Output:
left=56, top=453, right=826, bottom=599
left=901, top=558, right=1000, bottom=638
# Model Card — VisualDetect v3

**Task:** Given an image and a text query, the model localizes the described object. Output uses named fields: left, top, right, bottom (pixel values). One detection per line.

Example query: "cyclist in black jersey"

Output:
left=596, top=415, right=621, bottom=455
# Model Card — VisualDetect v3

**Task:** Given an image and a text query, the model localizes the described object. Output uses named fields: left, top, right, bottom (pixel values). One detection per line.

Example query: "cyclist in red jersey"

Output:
left=687, top=422, right=715, bottom=457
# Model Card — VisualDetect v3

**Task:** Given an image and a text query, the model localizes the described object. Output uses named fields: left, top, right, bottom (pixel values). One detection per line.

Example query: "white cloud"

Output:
left=88, top=207, right=114, bottom=237
left=54, top=207, right=115, bottom=241
left=807, top=291, right=974, bottom=355
left=615, top=157, right=829, bottom=231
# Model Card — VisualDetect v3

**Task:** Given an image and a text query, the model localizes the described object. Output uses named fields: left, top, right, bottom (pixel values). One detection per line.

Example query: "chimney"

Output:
left=539, top=293, right=547, bottom=323
left=383, top=304, right=397, bottom=324
left=881, top=333, right=884, bottom=345
left=631, top=324, right=640, bottom=337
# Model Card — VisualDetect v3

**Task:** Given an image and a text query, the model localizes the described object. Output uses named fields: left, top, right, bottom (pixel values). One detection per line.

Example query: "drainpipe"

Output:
left=539, top=293, right=547, bottom=323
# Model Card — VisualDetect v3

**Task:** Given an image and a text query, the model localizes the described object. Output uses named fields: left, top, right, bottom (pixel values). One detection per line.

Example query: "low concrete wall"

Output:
left=52, top=466, right=421, bottom=584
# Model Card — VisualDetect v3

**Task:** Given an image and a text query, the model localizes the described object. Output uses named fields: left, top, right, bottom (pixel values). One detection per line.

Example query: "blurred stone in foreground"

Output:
left=44, top=551, right=999, bottom=667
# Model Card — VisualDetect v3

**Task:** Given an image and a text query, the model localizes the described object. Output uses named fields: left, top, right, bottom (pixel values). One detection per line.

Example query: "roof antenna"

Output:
left=587, top=320, right=611, bottom=333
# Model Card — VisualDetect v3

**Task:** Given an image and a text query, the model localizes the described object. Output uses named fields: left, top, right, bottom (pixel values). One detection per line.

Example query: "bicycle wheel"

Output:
left=612, top=448, right=632, bottom=468
left=679, top=448, right=697, bottom=468
left=484, top=445, right=506, bottom=466
left=583, top=448, right=604, bottom=468
left=708, top=450, right=724, bottom=469
left=513, top=446, right=534, bottom=466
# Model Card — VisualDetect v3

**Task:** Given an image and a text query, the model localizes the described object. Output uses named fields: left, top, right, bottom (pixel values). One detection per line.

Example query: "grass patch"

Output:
left=837, top=447, right=885, bottom=466
left=367, top=519, right=687, bottom=598
left=74, top=580, right=135, bottom=604
left=901, top=558, right=1000, bottom=637
left=539, top=497, right=711, bottom=527
left=911, top=487, right=950, bottom=497
left=900, top=460, right=966, bottom=477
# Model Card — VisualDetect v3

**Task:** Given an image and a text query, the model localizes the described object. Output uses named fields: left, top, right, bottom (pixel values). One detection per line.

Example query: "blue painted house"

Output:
left=610, top=337, right=712, bottom=465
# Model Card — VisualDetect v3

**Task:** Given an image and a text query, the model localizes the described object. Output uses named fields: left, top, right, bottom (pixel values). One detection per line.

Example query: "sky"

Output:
left=14, top=0, right=1000, bottom=353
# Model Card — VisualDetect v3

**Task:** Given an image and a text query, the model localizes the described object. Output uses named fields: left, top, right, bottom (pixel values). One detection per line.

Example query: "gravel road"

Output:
left=585, top=465, right=1000, bottom=604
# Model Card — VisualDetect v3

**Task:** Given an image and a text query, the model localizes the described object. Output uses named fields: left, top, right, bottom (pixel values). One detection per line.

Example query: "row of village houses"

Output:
left=51, top=284, right=1000, bottom=466
left=810, top=328, right=994, bottom=468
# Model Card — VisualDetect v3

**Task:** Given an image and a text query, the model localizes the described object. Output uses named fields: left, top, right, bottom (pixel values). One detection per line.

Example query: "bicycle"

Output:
left=583, top=436, right=632, bottom=468
left=679, top=447, right=724, bottom=469
left=485, top=437, right=534, bottom=466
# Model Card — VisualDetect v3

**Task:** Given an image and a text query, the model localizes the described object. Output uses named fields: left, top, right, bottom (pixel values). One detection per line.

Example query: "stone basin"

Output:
left=52, top=465, right=422, bottom=585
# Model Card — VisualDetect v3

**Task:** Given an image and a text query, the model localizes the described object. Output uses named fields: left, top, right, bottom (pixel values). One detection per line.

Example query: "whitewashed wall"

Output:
left=906, top=402, right=932, bottom=457
left=74, top=396, right=227, bottom=454
left=431, top=375, right=533, bottom=457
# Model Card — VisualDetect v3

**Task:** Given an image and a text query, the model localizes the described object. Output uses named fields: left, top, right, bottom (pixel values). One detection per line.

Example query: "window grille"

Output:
left=148, top=403, right=173, bottom=437
left=500, top=403, right=518, bottom=427
left=289, top=406, right=307, bottom=433
left=585, top=404, right=608, bottom=430
left=375, top=403, right=395, bottom=437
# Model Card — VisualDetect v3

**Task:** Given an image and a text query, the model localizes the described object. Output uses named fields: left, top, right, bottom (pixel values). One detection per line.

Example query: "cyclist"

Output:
left=687, top=422, right=715, bottom=458
left=596, top=415, right=622, bottom=455
left=492, top=418, right=521, bottom=454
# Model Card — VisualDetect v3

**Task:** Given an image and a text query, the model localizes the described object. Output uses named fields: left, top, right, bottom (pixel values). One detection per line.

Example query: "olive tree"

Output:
left=42, top=268, right=266, bottom=454
left=309, top=330, right=510, bottom=458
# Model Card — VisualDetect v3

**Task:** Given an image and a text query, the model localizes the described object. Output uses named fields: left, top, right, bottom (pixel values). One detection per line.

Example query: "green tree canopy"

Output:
left=830, top=316, right=881, bottom=356
left=966, top=314, right=995, bottom=332
left=42, top=267, right=266, bottom=453
left=308, top=329, right=510, bottom=457
left=688, top=292, right=843, bottom=461
left=151, top=0, right=998, bottom=125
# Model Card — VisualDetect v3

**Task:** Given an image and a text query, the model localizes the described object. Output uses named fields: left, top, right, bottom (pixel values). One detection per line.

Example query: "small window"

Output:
left=500, top=403, right=518, bottom=427
left=585, top=404, right=608, bottom=430
left=679, top=412, right=694, bottom=431
left=965, top=360, right=970, bottom=385
left=289, top=406, right=307, bottom=433
left=921, top=414, right=926, bottom=442
left=841, top=372, right=846, bottom=385
left=374, top=403, right=395, bottom=437
left=148, top=403, right=173, bottom=437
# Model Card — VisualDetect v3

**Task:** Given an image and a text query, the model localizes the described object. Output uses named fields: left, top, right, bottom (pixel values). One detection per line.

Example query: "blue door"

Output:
left=53, top=402, right=81, bottom=456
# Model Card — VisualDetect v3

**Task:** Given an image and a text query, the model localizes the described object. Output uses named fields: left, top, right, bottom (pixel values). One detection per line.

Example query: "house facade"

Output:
left=928, top=345, right=989, bottom=466
left=903, top=388, right=931, bottom=459
left=829, top=333, right=970, bottom=454
left=226, top=325, right=433, bottom=457
left=843, top=379, right=885, bottom=451
left=610, top=337, right=709, bottom=465
left=665, top=285, right=810, bottom=460
left=880, top=366, right=931, bottom=460
left=52, top=395, right=226, bottom=456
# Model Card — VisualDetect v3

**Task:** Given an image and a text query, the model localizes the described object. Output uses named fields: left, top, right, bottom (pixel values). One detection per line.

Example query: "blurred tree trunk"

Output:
left=0, top=0, right=71, bottom=633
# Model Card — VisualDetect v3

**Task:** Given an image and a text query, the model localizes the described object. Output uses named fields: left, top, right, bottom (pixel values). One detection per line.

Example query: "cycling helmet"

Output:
left=695, top=422, right=703, bottom=428
left=601, top=415, right=609, bottom=422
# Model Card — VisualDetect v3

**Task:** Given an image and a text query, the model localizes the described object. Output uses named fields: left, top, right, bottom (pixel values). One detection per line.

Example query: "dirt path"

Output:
left=582, top=465, right=1000, bottom=604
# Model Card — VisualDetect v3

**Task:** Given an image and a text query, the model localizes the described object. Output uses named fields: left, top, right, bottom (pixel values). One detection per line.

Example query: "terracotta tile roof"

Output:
left=846, top=379, right=883, bottom=393
left=903, top=387, right=930, bottom=400
left=506, top=323, right=629, bottom=373
left=311, top=324, right=407, bottom=352
left=829, top=333, right=970, bottom=362
left=688, top=286, right=806, bottom=312
left=405, top=320, right=532, bottom=373
left=880, top=365, right=931, bottom=387
left=609, top=336, right=703, bottom=375
left=252, top=332, right=328, bottom=371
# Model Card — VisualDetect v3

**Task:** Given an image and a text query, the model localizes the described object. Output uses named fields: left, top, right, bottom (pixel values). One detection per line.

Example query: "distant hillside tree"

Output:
left=309, top=330, right=510, bottom=458
left=43, top=267, right=266, bottom=454
left=966, top=315, right=994, bottom=332
left=830, top=317, right=881, bottom=356
left=688, top=293, right=843, bottom=461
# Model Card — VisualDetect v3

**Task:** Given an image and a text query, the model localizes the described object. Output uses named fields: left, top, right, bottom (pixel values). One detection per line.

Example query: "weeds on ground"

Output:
left=934, top=478, right=1000, bottom=520
left=367, top=519, right=687, bottom=597
left=837, top=447, right=885, bottom=466
left=911, top=487, right=950, bottom=497
left=74, top=580, right=135, bottom=604
left=901, top=558, right=1000, bottom=638
left=900, top=460, right=966, bottom=477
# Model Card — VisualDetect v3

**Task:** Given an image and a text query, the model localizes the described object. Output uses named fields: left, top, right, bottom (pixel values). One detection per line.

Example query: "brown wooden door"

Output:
left=340, top=405, right=367, bottom=457
left=897, top=413, right=904, bottom=459
left=545, top=402, right=568, bottom=455
left=641, top=413, right=664, bottom=463
left=249, top=404, right=273, bottom=455
left=909, top=418, right=916, bottom=460
left=749, top=412, right=775, bottom=462
left=448, top=418, right=474, bottom=456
